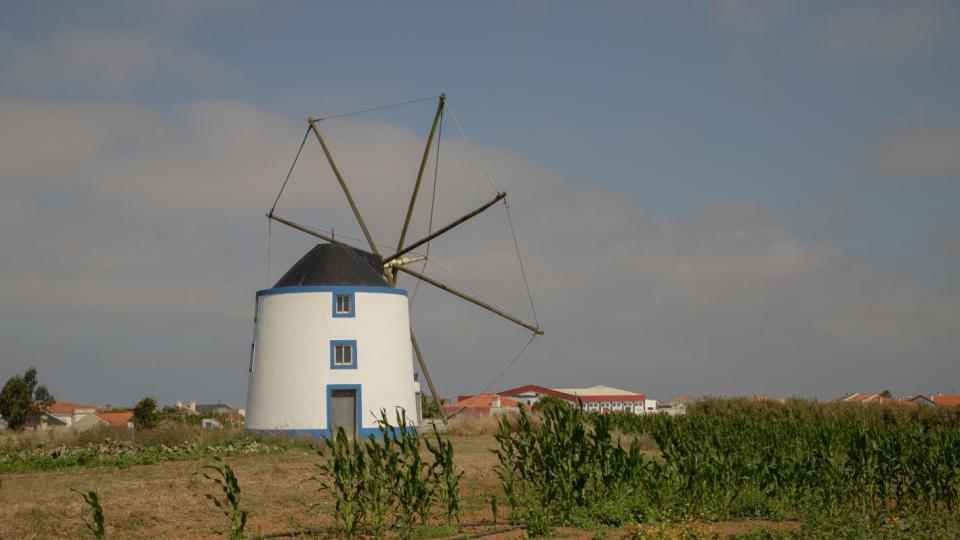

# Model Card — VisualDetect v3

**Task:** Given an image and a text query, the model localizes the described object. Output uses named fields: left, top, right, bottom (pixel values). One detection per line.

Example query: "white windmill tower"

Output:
left=245, top=95, right=542, bottom=438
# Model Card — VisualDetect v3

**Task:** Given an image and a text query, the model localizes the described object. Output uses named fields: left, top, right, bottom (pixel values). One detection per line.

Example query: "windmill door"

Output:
left=330, top=389, right=357, bottom=438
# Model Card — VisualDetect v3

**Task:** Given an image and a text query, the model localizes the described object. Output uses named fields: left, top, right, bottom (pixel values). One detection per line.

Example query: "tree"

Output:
left=420, top=393, right=443, bottom=419
left=0, top=367, right=56, bottom=430
left=132, top=397, right=159, bottom=430
left=880, top=390, right=893, bottom=399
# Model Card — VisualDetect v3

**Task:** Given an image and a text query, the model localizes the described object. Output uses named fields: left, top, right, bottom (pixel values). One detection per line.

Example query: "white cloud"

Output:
left=1, top=96, right=958, bottom=405
left=818, top=2, right=958, bottom=58
left=1, top=28, right=236, bottom=92
left=864, top=108, right=960, bottom=182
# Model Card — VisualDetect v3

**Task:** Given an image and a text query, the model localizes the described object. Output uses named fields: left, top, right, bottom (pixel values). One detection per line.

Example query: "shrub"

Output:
left=131, top=397, right=158, bottom=430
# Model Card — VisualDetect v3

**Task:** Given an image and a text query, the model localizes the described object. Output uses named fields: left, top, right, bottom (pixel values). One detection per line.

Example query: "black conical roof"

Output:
left=273, top=243, right=389, bottom=288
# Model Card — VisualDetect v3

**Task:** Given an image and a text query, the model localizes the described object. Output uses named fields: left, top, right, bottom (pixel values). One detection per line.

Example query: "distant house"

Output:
left=499, top=384, right=650, bottom=414
left=839, top=393, right=916, bottom=407
left=444, top=394, right=522, bottom=417
left=46, top=401, right=99, bottom=427
left=95, top=411, right=134, bottom=429
left=175, top=400, right=198, bottom=413
left=173, top=400, right=244, bottom=426
left=658, top=395, right=695, bottom=416
left=196, top=403, right=240, bottom=416
left=41, top=402, right=134, bottom=431
left=840, top=392, right=885, bottom=404
left=908, top=393, right=960, bottom=407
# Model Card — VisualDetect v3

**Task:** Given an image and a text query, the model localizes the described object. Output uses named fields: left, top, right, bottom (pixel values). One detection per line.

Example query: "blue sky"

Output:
left=1, top=1, right=959, bottom=406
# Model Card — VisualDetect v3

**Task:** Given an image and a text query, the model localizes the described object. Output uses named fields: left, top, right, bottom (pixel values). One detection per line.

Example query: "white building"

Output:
left=501, top=385, right=652, bottom=414
left=245, top=244, right=418, bottom=438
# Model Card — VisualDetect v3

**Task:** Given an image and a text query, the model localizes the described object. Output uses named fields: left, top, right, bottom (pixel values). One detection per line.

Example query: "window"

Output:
left=335, top=344, right=352, bottom=365
left=333, top=292, right=355, bottom=318
left=249, top=343, right=256, bottom=372
left=330, top=340, right=358, bottom=369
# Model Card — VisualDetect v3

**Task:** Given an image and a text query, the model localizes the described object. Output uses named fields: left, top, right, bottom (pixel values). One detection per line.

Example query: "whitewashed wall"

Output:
left=245, top=287, right=417, bottom=436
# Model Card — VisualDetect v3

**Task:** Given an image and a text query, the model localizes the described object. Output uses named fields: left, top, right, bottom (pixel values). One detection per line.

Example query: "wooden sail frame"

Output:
left=267, top=94, right=543, bottom=421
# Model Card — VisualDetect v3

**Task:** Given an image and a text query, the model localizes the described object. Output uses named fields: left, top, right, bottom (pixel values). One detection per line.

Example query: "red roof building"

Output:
left=46, top=401, right=98, bottom=415
left=95, top=411, right=134, bottom=428
left=443, top=394, right=521, bottom=416
left=500, top=384, right=649, bottom=414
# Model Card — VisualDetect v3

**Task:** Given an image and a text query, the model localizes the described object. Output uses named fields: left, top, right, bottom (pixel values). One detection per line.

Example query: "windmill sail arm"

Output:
left=411, top=328, right=447, bottom=421
left=397, top=94, right=446, bottom=255
left=384, top=191, right=506, bottom=264
left=307, top=118, right=380, bottom=255
left=383, top=255, right=428, bottom=268
left=396, top=265, right=543, bottom=335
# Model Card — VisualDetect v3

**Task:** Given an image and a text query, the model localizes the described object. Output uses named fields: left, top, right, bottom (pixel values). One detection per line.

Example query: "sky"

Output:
left=1, top=1, right=959, bottom=407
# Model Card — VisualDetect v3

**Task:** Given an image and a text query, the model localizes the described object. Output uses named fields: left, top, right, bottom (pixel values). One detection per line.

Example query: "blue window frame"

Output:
left=333, top=292, right=355, bottom=318
left=330, top=340, right=358, bottom=369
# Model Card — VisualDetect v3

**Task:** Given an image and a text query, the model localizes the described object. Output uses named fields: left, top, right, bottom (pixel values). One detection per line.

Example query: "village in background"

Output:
left=3, top=366, right=958, bottom=433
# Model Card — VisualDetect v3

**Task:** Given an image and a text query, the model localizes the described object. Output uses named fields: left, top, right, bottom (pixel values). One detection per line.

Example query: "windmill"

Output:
left=245, top=94, right=542, bottom=437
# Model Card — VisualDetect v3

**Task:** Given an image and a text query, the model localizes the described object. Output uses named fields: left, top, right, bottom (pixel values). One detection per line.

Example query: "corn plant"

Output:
left=314, top=426, right=368, bottom=537
left=201, top=457, right=249, bottom=540
left=310, top=408, right=462, bottom=537
left=426, top=422, right=464, bottom=527
left=73, top=489, right=106, bottom=539
left=384, top=409, right=433, bottom=533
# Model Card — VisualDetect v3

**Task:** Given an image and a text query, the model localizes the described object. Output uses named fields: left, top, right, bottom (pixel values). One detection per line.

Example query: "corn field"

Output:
left=494, top=398, right=960, bottom=532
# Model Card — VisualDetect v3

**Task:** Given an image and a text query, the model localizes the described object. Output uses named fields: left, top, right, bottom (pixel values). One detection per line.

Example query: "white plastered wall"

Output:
left=245, top=288, right=417, bottom=432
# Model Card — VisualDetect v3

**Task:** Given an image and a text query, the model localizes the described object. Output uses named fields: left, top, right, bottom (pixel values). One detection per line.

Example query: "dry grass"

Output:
left=2, top=422, right=243, bottom=451
left=440, top=414, right=505, bottom=437
left=0, top=431, right=790, bottom=539
left=1, top=422, right=321, bottom=454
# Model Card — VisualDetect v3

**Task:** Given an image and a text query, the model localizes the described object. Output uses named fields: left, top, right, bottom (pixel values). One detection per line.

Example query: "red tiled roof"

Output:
left=932, top=394, right=960, bottom=407
left=47, top=401, right=98, bottom=415
left=444, top=394, right=522, bottom=416
left=95, top=411, right=133, bottom=427
left=448, top=394, right=520, bottom=409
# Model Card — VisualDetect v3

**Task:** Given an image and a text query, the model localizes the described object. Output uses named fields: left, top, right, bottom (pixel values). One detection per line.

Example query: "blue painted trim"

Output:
left=248, top=426, right=418, bottom=440
left=332, top=291, right=355, bottom=318
left=326, top=383, right=363, bottom=437
left=330, top=340, right=358, bottom=369
left=256, top=285, right=407, bottom=298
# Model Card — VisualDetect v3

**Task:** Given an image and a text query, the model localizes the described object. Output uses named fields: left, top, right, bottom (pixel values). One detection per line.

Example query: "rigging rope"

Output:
left=262, top=95, right=542, bottom=414
left=504, top=197, right=539, bottom=327
left=270, top=126, right=311, bottom=216
left=421, top=254, right=514, bottom=315
left=267, top=125, right=311, bottom=287
left=410, top=110, right=443, bottom=305
left=445, top=102, right=501, bottom=194
left=314, top=95, right=440, bottom=122
left=446, top=333, right=538, bottom=420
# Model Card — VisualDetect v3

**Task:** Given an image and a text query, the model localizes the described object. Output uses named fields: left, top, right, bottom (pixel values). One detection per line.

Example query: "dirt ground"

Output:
left=0, top=433, right=795, bottom=539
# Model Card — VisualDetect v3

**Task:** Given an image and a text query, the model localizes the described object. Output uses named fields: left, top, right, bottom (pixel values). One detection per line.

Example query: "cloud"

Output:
left=1, top=96, right=958, bottom=406
left=1, top=28, right=236, bottom=92
left=864, top=108, right=960, bottom=182
left=716, top=0, right=792, bottom=33
left=818, top=2, right=959, bottom=58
